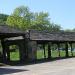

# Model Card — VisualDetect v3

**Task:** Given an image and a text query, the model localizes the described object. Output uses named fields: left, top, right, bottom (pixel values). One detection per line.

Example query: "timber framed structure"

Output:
left=0, top=25, right=75, bottom=63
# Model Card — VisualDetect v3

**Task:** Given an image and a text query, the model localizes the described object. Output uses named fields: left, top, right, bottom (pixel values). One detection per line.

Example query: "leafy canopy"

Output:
left=6, top=5, right=61, bottom=31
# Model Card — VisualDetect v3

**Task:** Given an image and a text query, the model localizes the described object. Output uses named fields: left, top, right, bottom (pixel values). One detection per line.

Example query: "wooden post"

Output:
left=70, top=43, right=73, bottom=56
left=28, top=41, right=37, bottom=61
left=65, top=42, right=69, bottom=57
left=43, top=44, right=46, bottom=59
left=1, top=39, right=7, bottom=63
left=18, top=40, right=27, bottom=62
left=48, top=42, right=51, bottom=59
left=18, top=44, right=23, bottom=62
left=23, top=36, right=28, bottom=60
left=57, top=43, right=60, bottom=57
left=6, top=45, right=10, bottom=61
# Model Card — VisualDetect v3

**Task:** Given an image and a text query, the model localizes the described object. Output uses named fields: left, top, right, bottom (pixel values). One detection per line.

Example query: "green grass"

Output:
left=37, top=50, right=46, bottom=59
left=9, top=49, right=75, bottom=60
left=10, top=51, right=20, bottom=61
left=73, top=51, right=75, bottom=56
left=37, top=50, right=75, bottom=59
left=51, top=50, right=66, bottom=57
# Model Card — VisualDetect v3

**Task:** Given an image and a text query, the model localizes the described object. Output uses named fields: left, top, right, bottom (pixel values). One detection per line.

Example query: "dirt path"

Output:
left=1, top=58, right=75, bottom=75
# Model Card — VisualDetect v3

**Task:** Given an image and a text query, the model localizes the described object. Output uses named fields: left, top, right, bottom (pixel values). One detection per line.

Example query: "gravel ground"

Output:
left=1, top=58, right=75, bottom=75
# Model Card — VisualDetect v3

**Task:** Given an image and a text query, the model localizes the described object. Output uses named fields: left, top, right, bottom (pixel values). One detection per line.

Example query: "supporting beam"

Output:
left=18, top=44, right=23, bottom=62
left=23, top=36, right=28, bottom=60
left=48, top=42, right=51, bottom=59
left=1, top=39, right=7, bottom=63
left=43, top=44, right=46, bottom=59
left=28, top=41, right=37, bottom=61
left=70, top=43, right=73, bottom=56
left=57, top=43, right=60, bottom=57
left=6, top=45, right=10, bottom=61
left=65, top=42, right=69, bottom=57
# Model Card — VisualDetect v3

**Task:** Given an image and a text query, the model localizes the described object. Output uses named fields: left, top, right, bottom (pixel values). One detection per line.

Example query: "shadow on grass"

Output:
left=0, top=67, right=28, bottom=75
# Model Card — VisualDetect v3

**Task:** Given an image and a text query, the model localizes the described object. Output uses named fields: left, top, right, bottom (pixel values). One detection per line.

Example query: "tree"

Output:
left=72, top=28, right=75, bottom=32
left=6, top=6, right=33, bottom=30
left=65, top=29, right=72, bottom=32
left=6, top=16, right=23, bottom=29
left=31, top=12, right=50, bottom=25
left=30, top=12, right=61, bottom=31
left=50, top=23, right=61, bottom=31
left=0, top=14, right=8, bottom=24
left=30, top=12, right=50, bottom=30
left=6, top=5, right=61, bottom=31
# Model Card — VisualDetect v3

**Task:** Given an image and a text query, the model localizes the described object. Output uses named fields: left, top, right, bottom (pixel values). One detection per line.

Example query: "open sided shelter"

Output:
left=0, top=25, right=26, bottom=63
left=0, top=25, right=75, bottom=63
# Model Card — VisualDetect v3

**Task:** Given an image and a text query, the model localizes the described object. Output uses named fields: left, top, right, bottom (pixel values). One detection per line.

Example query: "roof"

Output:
left=0, top=25, right=23, bottom=33
left=1, top=25, right=75, bottom=42
left=26, top=30, right=75, bottom=42
left=0, top=25, right=25, bottom=39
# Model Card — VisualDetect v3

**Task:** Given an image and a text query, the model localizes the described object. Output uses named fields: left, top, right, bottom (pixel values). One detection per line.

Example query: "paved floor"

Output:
left=1, top=58, right=75, bottom=75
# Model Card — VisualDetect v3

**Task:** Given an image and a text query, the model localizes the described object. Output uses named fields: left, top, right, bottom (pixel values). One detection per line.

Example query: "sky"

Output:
left=0, top=0, right=75, bottom=30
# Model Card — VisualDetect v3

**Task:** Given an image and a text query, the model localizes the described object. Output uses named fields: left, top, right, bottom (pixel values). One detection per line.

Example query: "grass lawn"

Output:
left=10, top=51, right=20, bottom=61
left=9, top=49, right=75, bottom=61
left=37, top=50, right=75, bottom=59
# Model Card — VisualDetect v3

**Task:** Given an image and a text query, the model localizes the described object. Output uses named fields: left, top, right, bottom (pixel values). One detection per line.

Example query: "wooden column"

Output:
left=43, top=44, right=46, bottom=59
left=65, top=42, right=69, bottom=57
left=57, top=43, right=60, bottom=57
left=18, top=40, right=27, bottom=62
left=18, top=44, right=23, bottom=62
left=1, top=39, right=7, bottom=63
left=70, top=43, right=73, bottom=56
left=23, top=36, right=28, bottom=60
left=6, top=45, right=10, bottom=61
left=28, top=41, right=37, bottom=61
left=48, top=42, right=51, bottom=59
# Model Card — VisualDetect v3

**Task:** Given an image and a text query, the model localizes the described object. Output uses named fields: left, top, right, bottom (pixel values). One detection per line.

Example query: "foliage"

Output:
left=0, top=14, right=8, bottom=24
left=72, top=28, right=75, bottom=32
left=30, top=12, right=61, bottom=31
left=6, top=15, right=25, bottom=29
left=64, top=28, right=75, bottom=32
left=31, top=12, right=50, bottom=25
left=6, top=5, right=61, bottom=31
left=64, top=29, right=72, bottom=32
left=50, top=23, right=61, bottom=31
left=6, top=6, right=33, bottom=30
